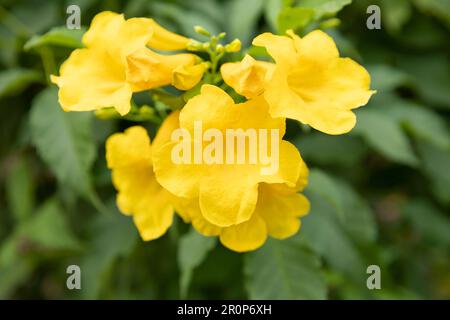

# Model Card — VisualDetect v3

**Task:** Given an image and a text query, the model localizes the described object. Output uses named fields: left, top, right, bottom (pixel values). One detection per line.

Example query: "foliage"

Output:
left=0, top=0, right=449, bottom=299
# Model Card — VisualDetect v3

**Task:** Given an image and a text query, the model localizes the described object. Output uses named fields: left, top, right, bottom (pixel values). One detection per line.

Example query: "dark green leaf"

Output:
left=0, top=69, right=42, bottom=98
left=29, top=87, right=96, bottom=199
left=244, top=235, right=326, bottom=299
left=353, top=109, right=419, bottom=166
left=178, top=228, right=216, bottom=298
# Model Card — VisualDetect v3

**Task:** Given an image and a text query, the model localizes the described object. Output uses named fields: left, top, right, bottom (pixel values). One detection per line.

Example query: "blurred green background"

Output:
left=0, top=0, right=449, bottom=299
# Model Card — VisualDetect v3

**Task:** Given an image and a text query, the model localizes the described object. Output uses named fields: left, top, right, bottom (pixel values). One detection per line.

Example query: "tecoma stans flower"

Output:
left=174, top=170, right=310, bottom=252
left=252, top=30, right=375, bottom=135
left=51, top=11, right=197, bottom=115
left=106, top=112, right=181, bottom=240
left=153, top=84, right=305, bottom=227
left=221, top=54, right=274, bottom=99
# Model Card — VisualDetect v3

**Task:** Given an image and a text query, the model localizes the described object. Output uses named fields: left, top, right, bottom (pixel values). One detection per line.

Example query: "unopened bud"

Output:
left=225, top=39, right=241, bottom=53
left=194, top=25, right=210, bottom=37
left=216, top=44, right=225, bottom=54
left=187, top=39, right=203, bottom=51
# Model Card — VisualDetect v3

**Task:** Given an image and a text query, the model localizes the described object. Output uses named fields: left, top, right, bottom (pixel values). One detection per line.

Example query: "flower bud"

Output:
left=194, top=25, right=210, bottom=37
left=225, top=39, right=241, bottom=53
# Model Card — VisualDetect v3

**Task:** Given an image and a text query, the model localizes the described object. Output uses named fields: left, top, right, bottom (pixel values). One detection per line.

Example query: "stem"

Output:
left=38, top=47, right=56, bottom=84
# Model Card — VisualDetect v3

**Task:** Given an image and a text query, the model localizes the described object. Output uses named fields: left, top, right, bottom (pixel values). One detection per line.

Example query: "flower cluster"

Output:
left=52, top=12, right=374, bottom=252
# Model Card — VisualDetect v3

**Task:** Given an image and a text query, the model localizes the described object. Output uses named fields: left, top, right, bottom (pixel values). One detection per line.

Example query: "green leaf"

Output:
left=5, top=156, right=34, bottom=223
left=24, top=26, right=86, bottom=51
left=277, top=7, right=315, bottom=33
left=368, top=64, right=412, bottom=92
left=29, top=87, right=97, bottom=200
left=149, top=2, right=220, bottom=39
left=307, top=169, right=377, bottom=243
left=353, top=109, right=419, bottom=166
left=404, top=199, right=450, bottom=247
left=381, top=0, right=412, bottom=33
left=244, top=235, right=326, bottom=299
left=0, top=69, right=42, bottom=98
left=80, top=202, right=138, bottom=299
left=294, top=133, right=368, bottom=167
left=295, top=0, right=352, bottom=19
left=336, top=179, right=377, bottom=243
left=307, top=169, right=345, bottom=219
left=20, top=198, right=81, bottom=251
left=417, top=141, right=450, bottom=205
left=226, top=0, right=265, bottom=46
left=302, top=192, right=366, bottom=282
left=398, top=54, right=450, bottom=109
left=264, top=0, right=284, bottom=31
left=413, top=0, right=450, bottom=27
left=376, top=95, right=450, bottom=150
left=178, top=228, right=216, bottom=298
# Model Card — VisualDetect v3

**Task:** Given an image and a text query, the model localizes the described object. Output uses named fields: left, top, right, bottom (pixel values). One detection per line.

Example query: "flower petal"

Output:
left=146, top=19, right=190, bottom=50
left=172, top=62, right=206, bottom=91
left=133, top=183, right=174, bottom=241
left=219, top=214, right=267, bottom=252
left=221, top=55, right=274, bottom=98
left=173, top=197, right=221, bottom=236
left=53, top=48, right=132, bottom=115
left=252, top=32, right=297, bottom=67
left=256, top=183, right=309, bottom=239
left=126, top=48, right=197, bottom=91
left=199, top=171, right=258, bottom=227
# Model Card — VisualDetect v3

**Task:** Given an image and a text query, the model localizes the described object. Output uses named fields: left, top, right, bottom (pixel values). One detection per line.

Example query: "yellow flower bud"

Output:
left=172, top=62, right=207, bottom=91
left=225, top=39, right=241, bottom=53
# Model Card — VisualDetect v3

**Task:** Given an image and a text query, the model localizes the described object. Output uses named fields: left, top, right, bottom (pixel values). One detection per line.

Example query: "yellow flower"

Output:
left=221, top=54, right=274, bottom=99
left=51, top=11, right=197, bottom=115
left=105, top=111, right=181, bottom=240
left=171, top=62, right=207, bottom=91
left=252, top=30, right=375, bottom=135
left=153, top=85, right=305, bottom=228
left=175, top=174, right=310, bottom=252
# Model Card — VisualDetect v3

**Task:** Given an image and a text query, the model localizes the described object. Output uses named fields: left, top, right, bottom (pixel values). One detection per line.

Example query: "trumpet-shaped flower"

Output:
left=52, top=11, right=197, bottom=115
left=252, top=30, right=375, bottom=135
left=175, top=173, right=310, bottom=252
left=153, top=85, right=305, bottom=228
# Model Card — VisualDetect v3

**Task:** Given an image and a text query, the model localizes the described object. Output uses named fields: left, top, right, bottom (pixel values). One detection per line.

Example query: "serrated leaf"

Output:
left=353, top=109, right=419, bottom=166
left=244, top=235, right=326, bottom=299
left=307, top=169, right=377, bottom=243
left=375, top=95, right=450, bottom=150
left=178, top=228, right=216, bottom=298
left=302, top=192, right=366, bottom=282
left=307, top=169, right=345, bottom=219
left=24, top=26, right=86, bottom=51
left=29, top=87, right=96, bottom=199
left=0, top=69, right=42, bottom=98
